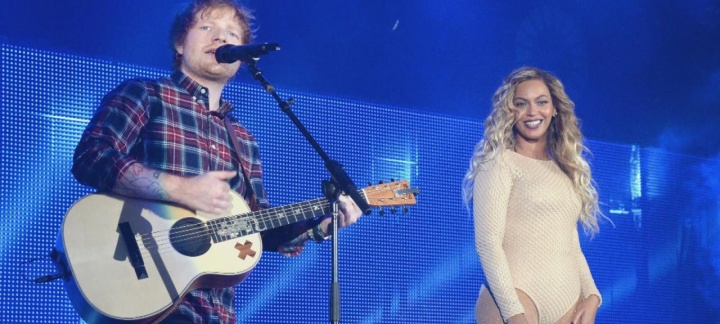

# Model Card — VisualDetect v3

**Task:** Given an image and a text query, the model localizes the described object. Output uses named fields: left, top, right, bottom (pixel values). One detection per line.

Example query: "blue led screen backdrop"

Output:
left=1, top=44, right=719, bottom=323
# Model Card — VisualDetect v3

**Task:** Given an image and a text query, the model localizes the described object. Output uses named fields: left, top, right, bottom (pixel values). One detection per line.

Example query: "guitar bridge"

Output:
left=118, top=222, right=148, bottom=280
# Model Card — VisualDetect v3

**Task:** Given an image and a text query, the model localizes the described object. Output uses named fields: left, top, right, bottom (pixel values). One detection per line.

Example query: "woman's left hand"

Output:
left=571, top=294, right=600, bottom=324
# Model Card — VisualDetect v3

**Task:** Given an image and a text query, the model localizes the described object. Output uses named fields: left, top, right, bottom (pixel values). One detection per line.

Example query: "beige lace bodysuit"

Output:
left=473, top=150, right=601, bottom=323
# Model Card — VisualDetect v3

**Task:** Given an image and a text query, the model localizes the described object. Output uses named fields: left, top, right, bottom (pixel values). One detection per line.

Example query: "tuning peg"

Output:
left=390, top=207, right=397, bottom=214
left=402, top=206, right=409, bottom=214
left=364, top=209, right=372, bottom=216
left=378, top=180, right=384, bottom=184
left=368, top=182, right=372, bottom=187
left=379, top=209, right=386, bottom=216
left=390, top=178, right=395, bottom=182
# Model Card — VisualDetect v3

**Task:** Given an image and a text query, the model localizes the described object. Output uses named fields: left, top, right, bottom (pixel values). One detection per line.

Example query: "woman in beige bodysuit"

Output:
left=462, top=67, right=603, bottom=324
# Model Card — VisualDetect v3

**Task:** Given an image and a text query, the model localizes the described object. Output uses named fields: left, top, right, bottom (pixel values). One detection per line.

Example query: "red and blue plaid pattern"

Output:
left=72, top=71, right=316, bottom=324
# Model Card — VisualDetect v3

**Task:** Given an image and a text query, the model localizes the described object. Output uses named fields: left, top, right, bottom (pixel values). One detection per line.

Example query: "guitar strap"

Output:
left=223, top=116, right=260, bottom=209
left=150, top=79, right=262, bottom=210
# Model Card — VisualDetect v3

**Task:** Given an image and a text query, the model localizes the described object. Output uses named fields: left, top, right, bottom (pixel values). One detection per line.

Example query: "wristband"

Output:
left=310, top=224, right=329, bottom=242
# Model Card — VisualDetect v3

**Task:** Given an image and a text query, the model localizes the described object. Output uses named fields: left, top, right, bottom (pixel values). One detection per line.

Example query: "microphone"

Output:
left=215, top=43, right=280, bottom=63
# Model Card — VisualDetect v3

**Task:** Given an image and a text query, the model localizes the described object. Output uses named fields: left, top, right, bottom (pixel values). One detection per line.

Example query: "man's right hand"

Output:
left=114, top=164, right=238, bottom=215
left=174, top=170, right=237, bottom=215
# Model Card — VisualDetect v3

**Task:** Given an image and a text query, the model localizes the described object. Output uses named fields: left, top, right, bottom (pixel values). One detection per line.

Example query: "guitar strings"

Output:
left=132, top=185, right=410, bottom=258
left=134, top=199, right=336, bottom=258
left=139, top=184, right=384, bottom=245
left=141, top=195, right=332, bottom=244
left=133, top=185, right=411, bottom=258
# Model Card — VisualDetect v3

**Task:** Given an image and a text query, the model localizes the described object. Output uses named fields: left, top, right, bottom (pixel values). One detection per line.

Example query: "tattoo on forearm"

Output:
left=115, top=165, right=169, bottom=200
left=130, top=163, right=144, bottom=176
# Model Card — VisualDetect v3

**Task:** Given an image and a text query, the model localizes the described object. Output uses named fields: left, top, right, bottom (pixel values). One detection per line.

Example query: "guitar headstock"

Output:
left=362, top=180, right=419, bottom=211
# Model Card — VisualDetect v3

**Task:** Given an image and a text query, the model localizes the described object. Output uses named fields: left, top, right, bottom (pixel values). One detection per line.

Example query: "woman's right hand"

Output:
left=507, top=314, right=529, bottom=324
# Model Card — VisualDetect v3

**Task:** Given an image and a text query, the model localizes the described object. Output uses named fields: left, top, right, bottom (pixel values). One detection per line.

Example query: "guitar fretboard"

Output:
left=206, top=192, right=366, bottom=243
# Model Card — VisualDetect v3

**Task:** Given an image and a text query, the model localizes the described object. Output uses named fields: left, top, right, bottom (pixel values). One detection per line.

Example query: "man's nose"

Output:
left=213, top=31, right=228, bottom=43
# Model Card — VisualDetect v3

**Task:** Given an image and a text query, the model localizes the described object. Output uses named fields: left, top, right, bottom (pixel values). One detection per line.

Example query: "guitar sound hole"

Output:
left=169, top=218, right=212, bottom=257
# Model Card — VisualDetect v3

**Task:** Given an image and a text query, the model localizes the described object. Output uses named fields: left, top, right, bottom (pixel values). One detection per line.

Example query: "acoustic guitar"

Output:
left=54, top=180, right=418, bottom=323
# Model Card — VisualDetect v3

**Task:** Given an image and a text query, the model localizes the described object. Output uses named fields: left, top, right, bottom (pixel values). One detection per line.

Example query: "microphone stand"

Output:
left=243, top=59, right=370, bottom=324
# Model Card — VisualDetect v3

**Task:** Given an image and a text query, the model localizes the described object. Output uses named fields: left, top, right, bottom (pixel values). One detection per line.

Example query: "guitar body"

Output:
left=55, top=192, right=262, bottom=324
left=53, top=179, right=418, bottom=324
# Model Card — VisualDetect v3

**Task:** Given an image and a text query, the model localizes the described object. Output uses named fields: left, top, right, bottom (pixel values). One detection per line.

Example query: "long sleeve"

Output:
left=573, top=230, right=602, bottom=305
left=72, top=80, right=151, bottom=191
left=473, top=156, right=525, bottom=321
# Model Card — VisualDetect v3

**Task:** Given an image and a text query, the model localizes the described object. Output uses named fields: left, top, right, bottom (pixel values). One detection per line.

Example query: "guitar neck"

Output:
left=208, top=193, right=364, bottom=243
left=205, top=179, right=418, bottom=244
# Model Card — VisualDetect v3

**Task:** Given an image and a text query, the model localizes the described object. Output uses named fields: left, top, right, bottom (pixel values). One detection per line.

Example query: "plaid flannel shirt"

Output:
left=72, top=71, right=318, bottom=324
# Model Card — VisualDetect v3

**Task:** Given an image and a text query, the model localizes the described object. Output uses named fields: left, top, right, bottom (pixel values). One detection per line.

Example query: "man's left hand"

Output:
left=318, top=194, right=363, bottom=235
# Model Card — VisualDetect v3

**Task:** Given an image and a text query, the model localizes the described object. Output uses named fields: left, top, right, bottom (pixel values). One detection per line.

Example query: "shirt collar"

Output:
left=170, top=70, right=234, bottom=117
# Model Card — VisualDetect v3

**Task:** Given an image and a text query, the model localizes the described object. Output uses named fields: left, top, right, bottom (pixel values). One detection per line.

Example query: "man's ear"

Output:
left=174, top=42, right=184, bottom=56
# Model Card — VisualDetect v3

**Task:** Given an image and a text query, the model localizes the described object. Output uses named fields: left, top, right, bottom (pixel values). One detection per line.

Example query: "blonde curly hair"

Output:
left=462, top=66, right=602, bottom=235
